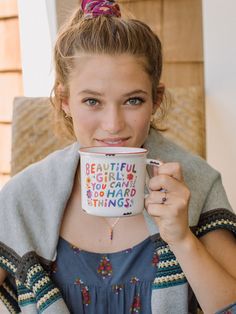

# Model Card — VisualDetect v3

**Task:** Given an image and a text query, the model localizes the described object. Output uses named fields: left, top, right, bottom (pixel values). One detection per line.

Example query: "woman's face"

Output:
left=62, top=53, right=157, bottom=148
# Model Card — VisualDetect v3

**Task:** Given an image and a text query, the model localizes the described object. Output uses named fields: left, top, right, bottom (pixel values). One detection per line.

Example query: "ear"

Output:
left=57, top=84, right=71, bottom=115
left=152, top=82, right=165, bottom=114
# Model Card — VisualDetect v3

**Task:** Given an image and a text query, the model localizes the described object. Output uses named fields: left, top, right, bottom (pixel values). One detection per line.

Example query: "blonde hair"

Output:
left=51, top=5, right=165, bottom=139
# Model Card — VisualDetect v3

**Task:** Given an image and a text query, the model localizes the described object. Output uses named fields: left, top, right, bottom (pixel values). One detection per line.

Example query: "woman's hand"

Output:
left=145, top=162, right=236, bottom=313
left=145, top=162, right=191, bottom=246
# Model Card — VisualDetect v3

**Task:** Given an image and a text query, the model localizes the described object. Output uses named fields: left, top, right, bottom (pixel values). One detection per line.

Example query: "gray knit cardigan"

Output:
left=0, top=129, right=236, bottom=313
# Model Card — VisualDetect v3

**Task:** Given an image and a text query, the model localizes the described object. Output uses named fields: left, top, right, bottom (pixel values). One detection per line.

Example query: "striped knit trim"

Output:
left=37, top=288, right=62, bottom=311
left=18, top=292, right=35, bottom=307
left=0, top=288, right=20, bottom=314
left=0, top=246, right=20, bottom=311
left=153, top=272, right=186, bottom=287
left=0, top=256, right=17, bottom=274
left=2, top=283, right=18, bottom=302
left=158, top=258, right=179, bottom=268
left=25, top=264, right=43, bottom=288
left=0, top=242, right=20, bottom=275
left=16, top=279, right=36, bottom=307
left=24, top=264, right=62, bottom=313
left=194, top=209, right=236, bottom=238
left=152, top=244, right=187, bottom=289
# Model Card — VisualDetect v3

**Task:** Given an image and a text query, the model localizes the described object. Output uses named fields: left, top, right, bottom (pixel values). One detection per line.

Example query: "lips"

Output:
left=96, top=137, right=130, bottom=146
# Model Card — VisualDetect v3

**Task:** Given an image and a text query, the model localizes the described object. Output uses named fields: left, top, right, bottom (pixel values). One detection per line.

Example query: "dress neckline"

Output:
left=59, top=235, right=152, bottom=256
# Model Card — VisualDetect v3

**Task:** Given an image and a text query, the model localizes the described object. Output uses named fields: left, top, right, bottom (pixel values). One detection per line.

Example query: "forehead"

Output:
left=69, top=53, right=152, bottom=90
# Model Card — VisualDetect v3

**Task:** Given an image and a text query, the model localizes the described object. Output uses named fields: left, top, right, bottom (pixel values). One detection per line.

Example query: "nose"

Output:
left=101, top=105, right=125, bottom=134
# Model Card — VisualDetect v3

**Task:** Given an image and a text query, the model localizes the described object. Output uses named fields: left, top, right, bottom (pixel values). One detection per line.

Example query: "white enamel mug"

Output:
left=79, top=146, right=161, bottom=217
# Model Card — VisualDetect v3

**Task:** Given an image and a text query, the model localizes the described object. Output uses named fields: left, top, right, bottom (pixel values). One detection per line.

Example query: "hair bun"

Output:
left=81, top=0, right=121, bottom=18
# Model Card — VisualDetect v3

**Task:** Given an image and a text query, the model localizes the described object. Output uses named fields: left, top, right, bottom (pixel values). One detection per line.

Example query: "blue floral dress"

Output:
left=51, top=236, right=158, bottom=313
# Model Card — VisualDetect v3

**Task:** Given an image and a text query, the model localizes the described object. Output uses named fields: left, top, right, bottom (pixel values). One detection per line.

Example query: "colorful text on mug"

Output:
left=85, top=161, right=138, bottom=209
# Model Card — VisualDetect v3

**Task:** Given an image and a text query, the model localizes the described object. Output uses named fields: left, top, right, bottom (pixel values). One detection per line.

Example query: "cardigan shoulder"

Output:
left=0, top=142, right=80, bottom=260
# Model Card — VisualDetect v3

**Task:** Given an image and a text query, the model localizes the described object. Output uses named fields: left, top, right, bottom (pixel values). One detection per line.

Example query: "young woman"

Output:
left=0, top=1, right=236, bottom=313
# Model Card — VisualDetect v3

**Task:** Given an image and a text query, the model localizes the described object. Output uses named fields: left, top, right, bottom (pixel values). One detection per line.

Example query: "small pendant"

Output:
left=110, top=229, right=113, bottom=241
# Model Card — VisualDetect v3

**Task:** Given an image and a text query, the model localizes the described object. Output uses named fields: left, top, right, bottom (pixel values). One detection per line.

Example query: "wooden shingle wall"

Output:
left=0, top=0, right=23, bottom=187
left=120, top=0, right=204, bottom=88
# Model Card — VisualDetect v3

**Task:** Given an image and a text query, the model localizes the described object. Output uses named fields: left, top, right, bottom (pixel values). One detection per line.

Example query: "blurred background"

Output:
left=0, top=0, right=236, bottom=211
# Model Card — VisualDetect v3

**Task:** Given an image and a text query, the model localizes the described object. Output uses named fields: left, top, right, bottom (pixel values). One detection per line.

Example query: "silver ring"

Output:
left=161, top=190, right=167, bottom=204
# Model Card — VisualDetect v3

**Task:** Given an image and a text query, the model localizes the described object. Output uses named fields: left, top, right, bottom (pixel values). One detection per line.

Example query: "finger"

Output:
left=146, top=194, right=189, bottom=217
left=153, top=162, right=183, bottom=182
left=148, top=173, right=184, bottom=193
left=145, top=191, right=182, bottom=208
left=145, top=190, right=168, bottom=206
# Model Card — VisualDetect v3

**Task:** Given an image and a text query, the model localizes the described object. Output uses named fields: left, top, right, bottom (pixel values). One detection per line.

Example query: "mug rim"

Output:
left=79, top=146, right=148, bottom=156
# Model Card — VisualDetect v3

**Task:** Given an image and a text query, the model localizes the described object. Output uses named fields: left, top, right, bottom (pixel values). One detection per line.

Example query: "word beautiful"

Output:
left=85, top=161, right=138, bottom=208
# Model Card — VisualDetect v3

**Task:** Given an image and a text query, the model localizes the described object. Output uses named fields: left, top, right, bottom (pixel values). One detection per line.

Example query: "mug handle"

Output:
left=146, top=159, right=163, bottom=167
left=145, top=159, right=164, bottom=195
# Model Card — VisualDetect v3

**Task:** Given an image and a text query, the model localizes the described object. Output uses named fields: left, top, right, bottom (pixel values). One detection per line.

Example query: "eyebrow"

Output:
left=78, top=89, right=148, bottom=97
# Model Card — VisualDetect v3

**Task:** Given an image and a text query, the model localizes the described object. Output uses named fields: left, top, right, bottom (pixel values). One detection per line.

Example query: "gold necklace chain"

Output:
left=103, top=217, right=120, bottom=241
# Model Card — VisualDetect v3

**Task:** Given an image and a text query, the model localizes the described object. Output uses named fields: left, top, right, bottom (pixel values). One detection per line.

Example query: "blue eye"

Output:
left=126, top=97, right=144, bottom=106
left=84, top=98, right=99, bottom=106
